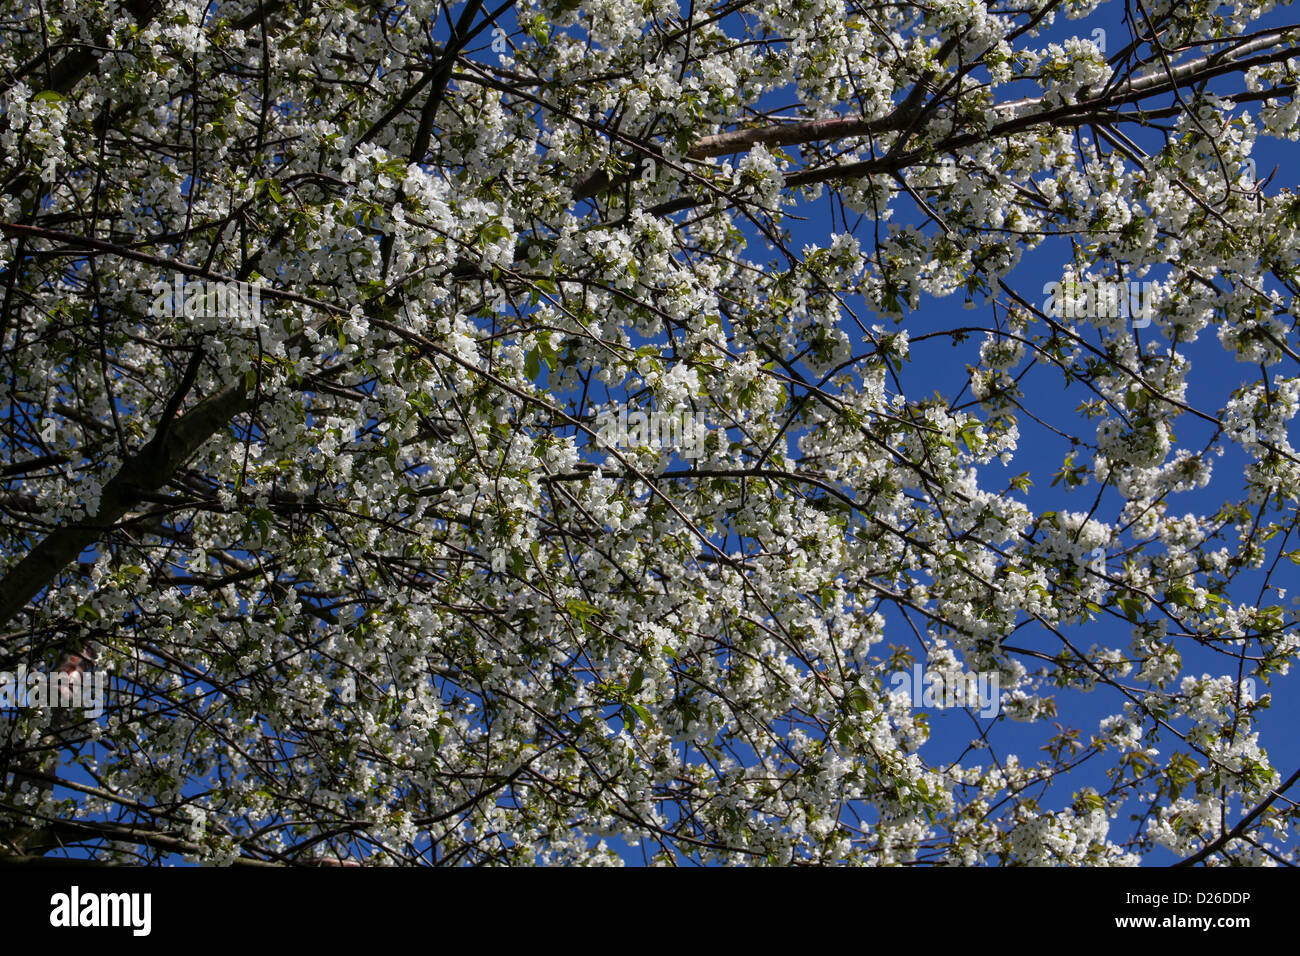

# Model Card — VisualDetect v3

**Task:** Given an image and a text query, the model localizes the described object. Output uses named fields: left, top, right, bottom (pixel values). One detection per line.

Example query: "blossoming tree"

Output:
left=1, top=0, right=1298, bottom=865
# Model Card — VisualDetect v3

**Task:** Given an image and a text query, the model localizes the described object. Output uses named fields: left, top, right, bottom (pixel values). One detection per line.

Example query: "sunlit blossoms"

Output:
left=0, top=0, right=1298, bottom=866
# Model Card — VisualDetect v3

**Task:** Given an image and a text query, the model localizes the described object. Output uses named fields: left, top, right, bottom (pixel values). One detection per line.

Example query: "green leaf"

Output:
left=1116, top=596, right=1143, bottom=622
left=565, top=599, right=602, bottom=630
left=257, top=178, right=284, bottom=204
left=479, top=220, right=510, bottom=244
left=624, top=702, right=651, bottom=728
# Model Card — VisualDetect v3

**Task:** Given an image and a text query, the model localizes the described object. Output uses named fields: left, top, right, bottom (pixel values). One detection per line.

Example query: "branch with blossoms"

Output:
left=0, top=0, right=1298, bottom=866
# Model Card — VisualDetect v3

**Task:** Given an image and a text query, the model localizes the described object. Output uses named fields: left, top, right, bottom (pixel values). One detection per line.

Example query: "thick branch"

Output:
left=0, top=383, right=253, bottom=630
left=688, top=114, right=906, bottom=159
